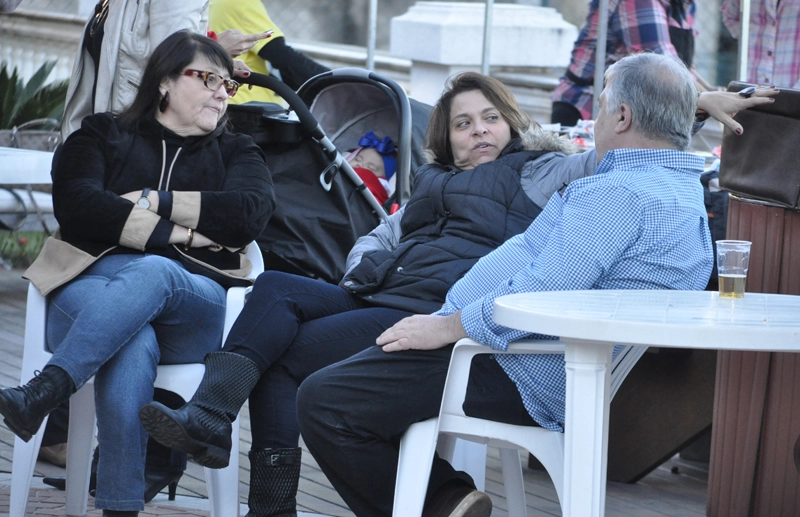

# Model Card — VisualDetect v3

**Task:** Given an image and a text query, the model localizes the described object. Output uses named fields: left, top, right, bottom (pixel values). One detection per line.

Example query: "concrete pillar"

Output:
left=694, top=0, right=722, bottom=86
left=518, top=0, right=589, bottom=28
left=390, top=1, right=577, bottom=104
left=0, top=10, right=84, bottom=83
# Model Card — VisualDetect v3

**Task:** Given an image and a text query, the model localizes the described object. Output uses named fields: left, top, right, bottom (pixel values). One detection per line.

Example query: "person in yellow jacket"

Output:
left=209, top=0, right=329, bottom=105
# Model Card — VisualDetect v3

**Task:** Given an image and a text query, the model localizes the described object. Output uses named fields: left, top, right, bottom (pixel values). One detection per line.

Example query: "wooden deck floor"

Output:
left=0, top=266, right=708, bottom=516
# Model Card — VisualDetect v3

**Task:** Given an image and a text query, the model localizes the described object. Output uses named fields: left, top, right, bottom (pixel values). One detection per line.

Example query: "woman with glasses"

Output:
left=0, top=31, right=274, bottom=517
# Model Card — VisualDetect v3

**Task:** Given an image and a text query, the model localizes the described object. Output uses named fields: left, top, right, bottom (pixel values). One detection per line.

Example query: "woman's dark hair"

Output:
left=424, top=72, right=531, bottom=166
left=118, top=30, right=234, bottom=127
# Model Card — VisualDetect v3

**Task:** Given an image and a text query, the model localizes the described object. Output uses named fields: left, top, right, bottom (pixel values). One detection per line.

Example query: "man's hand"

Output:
left=697, top=87, right=779, bottom=135
left=217, top=29, right=273, bottom=58
left=377, top=313, right=467, bottom=353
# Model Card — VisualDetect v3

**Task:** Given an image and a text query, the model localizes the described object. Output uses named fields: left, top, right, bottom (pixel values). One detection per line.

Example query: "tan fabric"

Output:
left=171, top=192, right=201, bottom=229
left=235, top=243, right=254, bottom=278
left=120, top=207, right=162, bottom=250
left=173, top=243, right=253, bottom=282
left=23, top=238, right=111, bottom=296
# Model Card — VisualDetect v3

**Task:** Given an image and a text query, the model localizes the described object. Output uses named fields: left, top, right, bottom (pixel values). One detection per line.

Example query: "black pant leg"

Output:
left=298, top=344, right=539, bottom=516
left=42, top=400, right=70, bottom=446
left=463, top=354, right=539, bottom=427
left=248, top=307, right=412, bottom=450
left=298, top=345, right=466, bottom=517
left=221, top=271, right=363, bottom=371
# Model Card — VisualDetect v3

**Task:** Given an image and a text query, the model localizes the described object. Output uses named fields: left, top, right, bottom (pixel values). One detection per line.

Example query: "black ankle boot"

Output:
left=47, top=446, right=183, bottom=502
left=245, top=447, right=302, bottom=517
left=139, top=352, right=261, bottom=469
left=0, top=366, right=75, bottom=442
left=101, top=511, right=138, bottom=517
left=143, top=469, right=182, bottom=502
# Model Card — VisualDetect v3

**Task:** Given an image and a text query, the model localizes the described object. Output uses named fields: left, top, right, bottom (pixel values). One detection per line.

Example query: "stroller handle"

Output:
left=238, top=73, right=325, bottom=141
left=297, top=68, right=414, bottom=207
left=236, top=71, right=390, bottom=222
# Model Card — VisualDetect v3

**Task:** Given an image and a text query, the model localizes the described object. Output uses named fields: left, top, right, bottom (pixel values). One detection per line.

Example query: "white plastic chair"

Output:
left=392, top=337, right=647, bottom=516
left=10, top=244, right=264, bottom=517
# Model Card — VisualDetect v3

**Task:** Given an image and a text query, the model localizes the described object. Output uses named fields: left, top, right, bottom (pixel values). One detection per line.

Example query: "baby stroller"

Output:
left=228, top=69, right=431, bottom=284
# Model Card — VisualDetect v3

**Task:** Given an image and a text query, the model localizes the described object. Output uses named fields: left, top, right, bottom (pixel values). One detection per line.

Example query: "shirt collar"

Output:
left=595, top=148, right=705, bottom=176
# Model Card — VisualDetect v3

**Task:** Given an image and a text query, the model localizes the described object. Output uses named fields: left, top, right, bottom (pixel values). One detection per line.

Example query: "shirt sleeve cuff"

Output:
left=145, top=219, right=174, bottom=248
left=156, top=191, right=173, bottom=219
left=460, top=299, right=495, bottom=345
left=434, top=303, right=458, bottom=317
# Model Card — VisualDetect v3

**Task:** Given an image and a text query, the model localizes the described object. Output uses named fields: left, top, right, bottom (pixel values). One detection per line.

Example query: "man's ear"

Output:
left=615, top=102, right=633, bottom=133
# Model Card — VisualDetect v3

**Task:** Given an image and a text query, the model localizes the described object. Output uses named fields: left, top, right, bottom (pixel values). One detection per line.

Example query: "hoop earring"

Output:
left=159, top=91, right=170, bottom=113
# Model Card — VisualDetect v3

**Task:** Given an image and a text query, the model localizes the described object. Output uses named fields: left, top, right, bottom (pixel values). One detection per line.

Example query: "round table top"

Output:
left=493, top=290, right=800, bottom=351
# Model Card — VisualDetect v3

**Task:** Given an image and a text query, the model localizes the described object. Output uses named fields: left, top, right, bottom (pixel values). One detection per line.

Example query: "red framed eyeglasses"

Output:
left=182, top=69, right=239, bottom=97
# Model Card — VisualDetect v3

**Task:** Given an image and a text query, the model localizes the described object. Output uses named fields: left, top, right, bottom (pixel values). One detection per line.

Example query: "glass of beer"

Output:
left=716, top=240, right=751, bottom=298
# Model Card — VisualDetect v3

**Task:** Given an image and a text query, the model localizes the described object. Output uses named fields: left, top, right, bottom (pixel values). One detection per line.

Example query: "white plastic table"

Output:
left=492, top=290, right=800, bottom=517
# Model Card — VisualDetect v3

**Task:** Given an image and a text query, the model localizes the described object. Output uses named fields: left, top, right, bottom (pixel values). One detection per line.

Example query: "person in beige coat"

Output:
left=61, top=0, right=209, bottom=140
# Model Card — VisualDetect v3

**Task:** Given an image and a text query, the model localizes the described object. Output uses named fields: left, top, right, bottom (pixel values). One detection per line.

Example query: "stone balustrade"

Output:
left=389, top=1, right=577, bottom=104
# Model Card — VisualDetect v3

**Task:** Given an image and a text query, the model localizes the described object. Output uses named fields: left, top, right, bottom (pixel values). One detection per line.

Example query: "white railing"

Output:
left=0, top=9, right=84, bottom=83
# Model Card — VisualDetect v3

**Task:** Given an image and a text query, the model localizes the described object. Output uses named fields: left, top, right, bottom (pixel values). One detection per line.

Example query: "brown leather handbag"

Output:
left=719, top=82, right=800, bottom=209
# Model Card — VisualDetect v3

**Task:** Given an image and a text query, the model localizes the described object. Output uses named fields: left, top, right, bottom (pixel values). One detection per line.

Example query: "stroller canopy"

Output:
left=228, top=69, right=431, bottom=284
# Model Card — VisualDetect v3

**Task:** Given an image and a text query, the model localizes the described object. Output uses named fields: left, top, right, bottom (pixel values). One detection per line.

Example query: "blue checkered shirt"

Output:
left=435, top=148, right=713, bottom=431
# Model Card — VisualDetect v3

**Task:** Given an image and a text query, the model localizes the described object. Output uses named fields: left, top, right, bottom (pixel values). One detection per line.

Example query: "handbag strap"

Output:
left=0, top=187, right=28, bottom=232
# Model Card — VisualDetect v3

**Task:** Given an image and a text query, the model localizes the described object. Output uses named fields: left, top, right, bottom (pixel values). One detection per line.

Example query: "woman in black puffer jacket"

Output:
left=139, top=71, right=576, bottom=517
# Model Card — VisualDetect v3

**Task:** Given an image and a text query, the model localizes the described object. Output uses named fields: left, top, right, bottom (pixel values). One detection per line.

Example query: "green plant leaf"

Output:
left=0, top=62, right=21, bottom=128
left=8, top=61, right=57, bottom=125
left=14, top=80, right=69, bottom=127
left=0, top=60, right=68, bottom=130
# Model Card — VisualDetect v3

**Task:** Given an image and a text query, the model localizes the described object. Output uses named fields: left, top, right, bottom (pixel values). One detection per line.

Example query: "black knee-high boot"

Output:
left=0, top=365, right=75, bottom=442
left=139, top=352, right=261, bottom=468
left=246, top=448, right=302, bottom=517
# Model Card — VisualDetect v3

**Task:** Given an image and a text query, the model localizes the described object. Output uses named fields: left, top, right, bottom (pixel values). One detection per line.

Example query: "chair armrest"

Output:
left=441, top=338, right=647, bottom=416
left=223, top=286, right=249, bottom=342
left=245, top=242, right=264, bottom=277
left=439, top=337, right=564, bottom=417
left=223, top=240, right=261, bottom=342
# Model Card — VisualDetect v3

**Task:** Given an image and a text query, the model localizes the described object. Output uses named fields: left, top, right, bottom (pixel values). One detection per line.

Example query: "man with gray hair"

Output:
left=297, top=52, right=713, bottom=517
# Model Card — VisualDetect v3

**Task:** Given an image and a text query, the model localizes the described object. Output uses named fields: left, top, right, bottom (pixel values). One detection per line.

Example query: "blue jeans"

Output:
left=221, top=271, right=413, bottom=450
left=46, top=254, right=226, bottom=511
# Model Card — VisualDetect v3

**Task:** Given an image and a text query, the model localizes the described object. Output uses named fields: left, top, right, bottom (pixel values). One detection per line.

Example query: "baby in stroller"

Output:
left=345, top=130, right=397, bottom=205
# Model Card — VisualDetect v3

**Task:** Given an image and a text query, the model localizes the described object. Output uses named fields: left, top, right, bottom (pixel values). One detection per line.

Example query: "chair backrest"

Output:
left=610, top=345, right=648, bottom=400
left=246, top=242, right=264, bottom=277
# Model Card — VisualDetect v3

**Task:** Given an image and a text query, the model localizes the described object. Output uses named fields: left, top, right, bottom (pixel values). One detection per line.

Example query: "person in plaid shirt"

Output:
left=721, top=0, right=800, bottom=88
left=551, top=0, right=695, bottom=125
